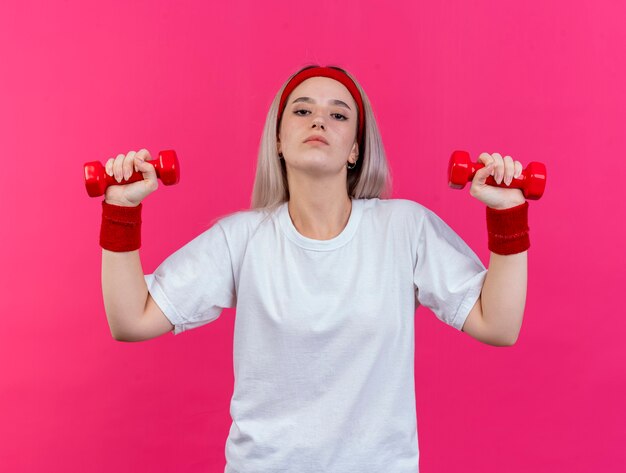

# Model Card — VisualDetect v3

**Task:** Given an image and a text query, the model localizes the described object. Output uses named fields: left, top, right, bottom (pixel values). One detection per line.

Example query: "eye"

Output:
left=293, top=109, right=348, bottom=121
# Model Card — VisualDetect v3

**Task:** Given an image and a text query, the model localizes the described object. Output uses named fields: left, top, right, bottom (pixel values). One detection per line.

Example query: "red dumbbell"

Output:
left=448, top=150, right=546, bottom=200
left=84, top=150, right=180, bottom=197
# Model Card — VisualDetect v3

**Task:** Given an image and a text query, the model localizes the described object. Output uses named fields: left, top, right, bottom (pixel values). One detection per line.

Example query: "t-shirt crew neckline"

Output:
left=278, top=197, right=364, bottom=251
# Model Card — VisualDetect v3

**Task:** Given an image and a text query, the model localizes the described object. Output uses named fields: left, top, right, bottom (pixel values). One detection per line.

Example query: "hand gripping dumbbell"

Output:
left=448, top=150, right=546, bottom=200
left=84, top=150, right=180, bottom=197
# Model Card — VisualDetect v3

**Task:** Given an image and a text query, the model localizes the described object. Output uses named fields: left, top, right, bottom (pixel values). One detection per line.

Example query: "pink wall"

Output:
left=1, top=0, right=624, bottom=471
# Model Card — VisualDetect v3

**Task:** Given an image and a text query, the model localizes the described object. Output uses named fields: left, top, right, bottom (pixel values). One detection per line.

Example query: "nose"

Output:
left=311, top=112, right=325, bottom=130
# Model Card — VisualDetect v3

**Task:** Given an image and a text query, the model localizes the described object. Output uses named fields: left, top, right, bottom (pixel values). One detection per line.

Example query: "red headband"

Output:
left=277, top=66, right=365, bottom=148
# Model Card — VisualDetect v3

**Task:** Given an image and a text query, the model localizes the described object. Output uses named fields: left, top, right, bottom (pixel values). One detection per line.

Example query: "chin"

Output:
left=297, top=162, right=345, bottom=175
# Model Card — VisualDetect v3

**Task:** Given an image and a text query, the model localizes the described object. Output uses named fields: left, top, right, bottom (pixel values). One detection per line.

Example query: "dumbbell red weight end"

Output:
left=157, top=150, right=180, bottom=186
left=525, top=161, right=547, bottom=199
left=448, top=150, right=472, bottom=189
left=84, top=161, right=108, bottom=197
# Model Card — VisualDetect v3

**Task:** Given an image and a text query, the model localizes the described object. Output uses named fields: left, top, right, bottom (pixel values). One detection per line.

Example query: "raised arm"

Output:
left=98, top=149, right=173, bottom=341
left=460, top=152, right=531, bottom=346
left=462, top=250, right=527, bottom=346
left=102, top=249, right=173, bottom=341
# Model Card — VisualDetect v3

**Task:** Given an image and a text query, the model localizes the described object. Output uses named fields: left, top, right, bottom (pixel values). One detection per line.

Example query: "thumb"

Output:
left=473, top=162, right=494, bottom=186
left=135, top=148, right=152, bottom=162
left=134, top=157, right=157, bottom=179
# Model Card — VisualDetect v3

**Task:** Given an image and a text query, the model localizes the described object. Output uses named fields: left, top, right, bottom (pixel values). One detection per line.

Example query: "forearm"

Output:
left=481, top=250, right=527, bottom=345
left=101, top=249, right=149, bottom=339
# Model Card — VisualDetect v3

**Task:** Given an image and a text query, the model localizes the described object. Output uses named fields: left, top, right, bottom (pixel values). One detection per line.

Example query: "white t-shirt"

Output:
left=144, top=197, right=488, bottom=473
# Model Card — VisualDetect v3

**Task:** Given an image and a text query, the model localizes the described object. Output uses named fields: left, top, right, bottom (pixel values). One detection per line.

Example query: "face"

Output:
left=277, top=77, right=359, bottom=175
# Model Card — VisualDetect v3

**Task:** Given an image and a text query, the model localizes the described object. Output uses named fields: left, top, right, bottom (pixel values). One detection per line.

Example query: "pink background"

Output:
left=1, top=0, right=624, bottom=471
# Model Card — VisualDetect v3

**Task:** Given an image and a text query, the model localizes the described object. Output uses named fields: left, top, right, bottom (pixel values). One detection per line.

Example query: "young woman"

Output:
left=100, top=65, right=529, bottom=472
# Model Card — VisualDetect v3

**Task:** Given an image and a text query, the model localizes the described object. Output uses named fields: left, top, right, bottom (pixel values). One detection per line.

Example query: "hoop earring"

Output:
left=347, top=158, right=357, bottom=170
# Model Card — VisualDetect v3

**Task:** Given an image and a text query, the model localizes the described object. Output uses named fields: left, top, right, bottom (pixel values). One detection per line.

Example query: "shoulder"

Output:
left=361, top=197, right=435, bottom=224
left=208, top=205, right=279, bottom=242
left=361, top=198, right=458, bottom=245
left=214, top=206, right=268, bottom=228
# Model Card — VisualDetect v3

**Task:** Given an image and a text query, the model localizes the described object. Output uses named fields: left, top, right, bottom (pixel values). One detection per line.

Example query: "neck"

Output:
left=286, top=174, right=353, bottom=240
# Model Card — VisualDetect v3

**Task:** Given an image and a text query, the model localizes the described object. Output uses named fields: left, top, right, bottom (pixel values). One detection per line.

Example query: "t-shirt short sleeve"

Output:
left=144, top=222, right=236, bottom=335
left=413, top=208, right=488, bottom=331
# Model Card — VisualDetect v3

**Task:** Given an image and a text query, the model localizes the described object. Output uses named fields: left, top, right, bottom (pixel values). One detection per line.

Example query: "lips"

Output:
left=304, top=135, right=329, bottom=145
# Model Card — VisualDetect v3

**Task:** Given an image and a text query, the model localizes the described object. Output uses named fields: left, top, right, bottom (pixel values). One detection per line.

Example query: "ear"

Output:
left=349, top=140, right=359, bottom=162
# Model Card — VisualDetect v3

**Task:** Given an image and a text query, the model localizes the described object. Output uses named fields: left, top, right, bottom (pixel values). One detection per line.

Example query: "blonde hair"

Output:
left=250, top=64, right=393, bottom=214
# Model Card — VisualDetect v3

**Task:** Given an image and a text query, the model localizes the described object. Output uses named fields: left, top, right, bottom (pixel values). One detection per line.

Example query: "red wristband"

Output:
left=100, top=201, right=142, bottom=252
left=486, top=201, right=530, bottom=255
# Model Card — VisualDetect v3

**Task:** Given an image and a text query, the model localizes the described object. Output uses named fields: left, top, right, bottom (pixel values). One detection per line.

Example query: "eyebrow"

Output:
left=291, top=97, right=352, bottom=111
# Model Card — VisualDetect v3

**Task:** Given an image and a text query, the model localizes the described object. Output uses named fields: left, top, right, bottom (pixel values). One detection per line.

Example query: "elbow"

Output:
left=107, top=323, right=125, bottom=342
left=109, top=326, right=135, bottom=342
left=482, top=309, right=523, bottom=347
left=491, top=332, right=519, bottom=347
left=111, top=332, right=138, bottom=343
left=110, top=330, right=127, bottom=342
left=106, top=311, right=141, bottom=342
left=110, top=327, right=142, bottom=342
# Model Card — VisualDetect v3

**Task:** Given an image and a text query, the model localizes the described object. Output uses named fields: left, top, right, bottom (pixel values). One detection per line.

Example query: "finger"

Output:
left=135, top=157, right=157, bottom=180
left=135, top=159, right=159, bottom=193
left=477, top=152, right=493, bottom=166
left=503, top=155, right=514, bottom=186
left=492, top=153, right=504, bottom=184
left=473, top=160, right=495, bottom=187
left=123, top=151, right=136, bottom=180
left=136, top=148, right=152, bottom=162
left=514, top=161, right=523, bottom=179
left=135, top=148, right=156, bottom=181
left=113, top=153, right=125, bottom=183
left=105, top=158, right=114, bottom=177
left=133, top=149, right=146, bottom=173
